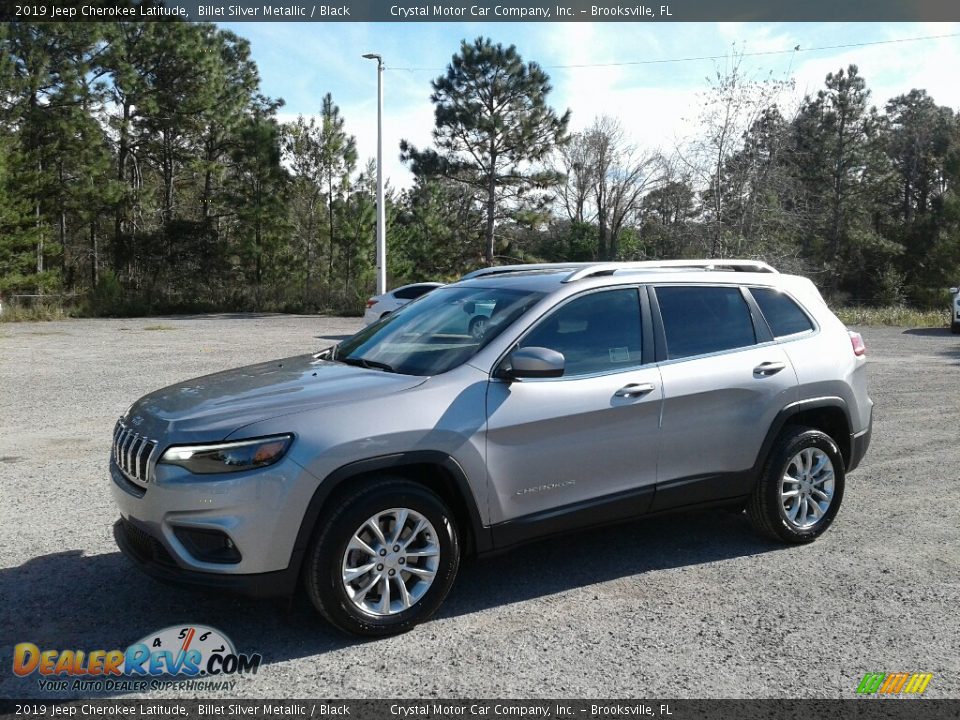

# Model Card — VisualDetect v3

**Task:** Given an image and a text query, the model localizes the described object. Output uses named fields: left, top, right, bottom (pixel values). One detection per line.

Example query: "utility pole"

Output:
left=363, top=53, right=387, bottom=295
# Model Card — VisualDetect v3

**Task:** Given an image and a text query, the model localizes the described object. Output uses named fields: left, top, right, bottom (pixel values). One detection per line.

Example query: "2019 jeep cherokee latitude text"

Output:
left=110, top=260, right=872, bottom=636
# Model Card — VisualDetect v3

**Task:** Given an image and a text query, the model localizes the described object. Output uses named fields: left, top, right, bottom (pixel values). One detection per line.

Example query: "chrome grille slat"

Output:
left=123, top=432, right=136, bottom=473
left=144, top=442, right=159, bottom=483
left=135, top=439, right=148, bottom=479
left=112, top=419, right=157, bottom=487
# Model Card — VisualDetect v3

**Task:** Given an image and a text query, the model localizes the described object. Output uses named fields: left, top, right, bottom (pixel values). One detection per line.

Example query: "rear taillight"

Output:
left=849, top=331, right=866, bottom=357
left=366, top=298, right=378, bottom=309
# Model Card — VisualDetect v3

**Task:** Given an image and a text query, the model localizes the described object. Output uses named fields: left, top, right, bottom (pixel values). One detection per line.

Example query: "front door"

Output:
left=484, top=287, right=662, bottom=526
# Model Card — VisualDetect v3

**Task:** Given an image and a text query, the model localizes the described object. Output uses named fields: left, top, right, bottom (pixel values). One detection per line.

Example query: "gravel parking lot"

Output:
left=0, top=315, right=958, bottom=699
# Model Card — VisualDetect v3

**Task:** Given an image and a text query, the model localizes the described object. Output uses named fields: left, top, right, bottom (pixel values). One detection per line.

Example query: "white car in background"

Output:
left=951, top=285, right=960, bottom=334
left=362, top=282, right=444, bottom=325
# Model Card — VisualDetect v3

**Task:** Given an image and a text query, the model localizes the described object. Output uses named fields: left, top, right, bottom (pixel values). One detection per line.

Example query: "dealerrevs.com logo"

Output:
left=12, top=625, right=262, bottom=693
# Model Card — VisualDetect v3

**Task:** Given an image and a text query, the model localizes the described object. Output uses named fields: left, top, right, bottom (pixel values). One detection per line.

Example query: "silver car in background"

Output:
left=110, top=260, right=872, bottom=636
left=362, top=282, right=444, bottom=325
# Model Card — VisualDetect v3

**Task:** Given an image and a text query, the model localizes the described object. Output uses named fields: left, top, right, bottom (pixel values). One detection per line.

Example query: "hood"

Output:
left=124, top=354, right=426, bottom=441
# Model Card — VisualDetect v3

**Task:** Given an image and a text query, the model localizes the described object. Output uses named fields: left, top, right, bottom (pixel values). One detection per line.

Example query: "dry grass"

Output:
left=835, top=306, right=949, bottom=328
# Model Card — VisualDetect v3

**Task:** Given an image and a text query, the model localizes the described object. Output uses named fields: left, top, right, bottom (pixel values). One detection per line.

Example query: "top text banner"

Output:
left=8, top=0, right=960, bottom=22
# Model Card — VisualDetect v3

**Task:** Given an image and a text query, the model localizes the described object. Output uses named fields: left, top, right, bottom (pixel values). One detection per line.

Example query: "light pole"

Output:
left=362, top=53, right=387, bottom=296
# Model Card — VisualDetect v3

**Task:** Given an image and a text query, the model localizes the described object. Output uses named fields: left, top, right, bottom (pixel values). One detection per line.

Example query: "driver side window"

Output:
left=519, top=288, right=643, bottom=377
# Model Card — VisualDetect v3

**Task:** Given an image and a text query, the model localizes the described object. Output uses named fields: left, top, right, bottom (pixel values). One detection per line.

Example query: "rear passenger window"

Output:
left=751, top=287, right=814, bottom=337
left=656, top=286, right=756, bottom=359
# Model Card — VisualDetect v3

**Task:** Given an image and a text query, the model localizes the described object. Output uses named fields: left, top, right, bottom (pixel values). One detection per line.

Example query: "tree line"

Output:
left=1, top=26, right=958, bottom=316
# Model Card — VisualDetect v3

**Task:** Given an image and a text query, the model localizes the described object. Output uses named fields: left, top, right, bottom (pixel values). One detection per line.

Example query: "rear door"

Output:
left=485, top=287, right=662, bottom=525
left=650, top=284, right=798, bottom=510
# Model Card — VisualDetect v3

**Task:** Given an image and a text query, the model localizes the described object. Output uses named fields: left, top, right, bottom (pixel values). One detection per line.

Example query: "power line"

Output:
left=386, top=31, right=960, bottom=72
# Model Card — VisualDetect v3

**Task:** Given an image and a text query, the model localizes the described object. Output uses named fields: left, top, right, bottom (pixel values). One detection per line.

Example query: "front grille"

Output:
left=120, top=518, right=176, bottom=566
left=112, top=420, right=158, bottom=486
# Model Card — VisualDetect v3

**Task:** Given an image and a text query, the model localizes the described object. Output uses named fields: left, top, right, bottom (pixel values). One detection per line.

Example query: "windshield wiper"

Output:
left=340, top=355, right=396, bottom=373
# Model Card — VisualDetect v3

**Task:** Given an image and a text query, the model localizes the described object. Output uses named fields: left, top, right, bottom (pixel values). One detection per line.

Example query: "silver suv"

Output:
left=110, top=260, right=872, bottom=636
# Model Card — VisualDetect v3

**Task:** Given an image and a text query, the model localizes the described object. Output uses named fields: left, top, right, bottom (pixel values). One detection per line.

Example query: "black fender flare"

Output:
left=286, top=450, right=492, bottom=579
left=752, top=396, right=853, bottom=477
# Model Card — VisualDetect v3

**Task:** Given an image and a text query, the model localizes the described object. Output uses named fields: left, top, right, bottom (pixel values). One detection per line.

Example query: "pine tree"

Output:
left=402, top=37, right=570, bottom=264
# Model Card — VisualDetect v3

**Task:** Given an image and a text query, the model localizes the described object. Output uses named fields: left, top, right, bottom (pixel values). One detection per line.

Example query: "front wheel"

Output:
left=304, top=477, right=460, bottom=636
left=747, top=427, right=845, bottom=543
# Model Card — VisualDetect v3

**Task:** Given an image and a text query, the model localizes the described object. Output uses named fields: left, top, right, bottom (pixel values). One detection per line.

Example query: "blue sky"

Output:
left=221, top=21, right=960, bottom=188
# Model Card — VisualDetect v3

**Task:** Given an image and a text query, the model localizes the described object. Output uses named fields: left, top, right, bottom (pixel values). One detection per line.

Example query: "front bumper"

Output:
left=109, top=450, right=318, bottom=577
left=113, top=518, right=298, bottom=598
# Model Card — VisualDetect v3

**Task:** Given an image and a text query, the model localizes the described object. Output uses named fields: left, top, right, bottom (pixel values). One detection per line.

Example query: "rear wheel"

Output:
left=951, top=322, right=960, bottom=335
left=304, top=477, right=460, bottom=636
left=747, top=426, right=845, bottom=543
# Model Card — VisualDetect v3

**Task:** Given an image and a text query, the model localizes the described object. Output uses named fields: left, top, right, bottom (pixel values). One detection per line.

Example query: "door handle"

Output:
left=615, top=382, right=656, bottom=398
left=753, top=361, right=786, bottom=376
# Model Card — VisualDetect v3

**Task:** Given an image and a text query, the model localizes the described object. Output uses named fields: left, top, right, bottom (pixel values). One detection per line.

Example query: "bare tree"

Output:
left=556, top=116, right=660, bottom=260
left=675, top=48, right=793, bottom=257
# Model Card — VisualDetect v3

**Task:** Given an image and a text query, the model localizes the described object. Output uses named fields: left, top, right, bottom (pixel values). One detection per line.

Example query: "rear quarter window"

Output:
left=393, top=284, right=436, bottom=300
left=751, top=287, right=814, bottom=338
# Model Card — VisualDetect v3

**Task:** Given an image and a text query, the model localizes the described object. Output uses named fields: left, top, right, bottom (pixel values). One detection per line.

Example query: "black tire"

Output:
left=747, top=426, right=845, bottom=544
left=304, top=477, right=460, bottom=637
left=951, top=322, right=960, bottom=335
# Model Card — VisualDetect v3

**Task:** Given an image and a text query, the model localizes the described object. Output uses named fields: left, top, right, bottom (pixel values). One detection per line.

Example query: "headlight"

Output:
left=159, top=435, right=293, bottom=475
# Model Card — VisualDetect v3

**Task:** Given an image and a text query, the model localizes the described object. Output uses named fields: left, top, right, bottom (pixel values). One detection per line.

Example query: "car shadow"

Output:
left=0, top=510, right=777, bottom=697
left=901, top=327, right=952, bottom=337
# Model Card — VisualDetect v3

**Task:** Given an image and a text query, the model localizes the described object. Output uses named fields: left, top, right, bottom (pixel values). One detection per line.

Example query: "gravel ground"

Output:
left=0, top=316, right=958, bottom=699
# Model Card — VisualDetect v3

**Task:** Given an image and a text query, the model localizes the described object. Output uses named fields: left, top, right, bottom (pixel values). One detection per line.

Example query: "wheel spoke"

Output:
left=343, top=562, right=376, bottom=583
left=404, top=547, right=439, bottom=559
left=401, top=518, right=427, bottom=548
left=353, top=572, right=382, bottom=601
left=366, top=518, right=388, bottom=546
left=781, top=488, right=800, bottom=498
left=807, top=497, right=823, bottom=518
left=377, top=576, right=391, bottom=614
left=390, top=509, right=409, bottom=545
left=798, top=496, right=808, bottom=525
left=812, top=470, right=834, bottom=486
left=395, top=577, right=413, bottom=609
left=348, top=536, right=377, bottom=558
left=786, top=498, right=801, bottom=521
left=810, top=453, right=828, bottom=476
left=404, top=564, right=436, bottom=579
left=811, top=486, right=830, bottom=501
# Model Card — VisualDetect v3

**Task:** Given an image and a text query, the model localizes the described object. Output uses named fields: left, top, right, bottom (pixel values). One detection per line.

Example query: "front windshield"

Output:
left=335, top=286, right=544, bottom=376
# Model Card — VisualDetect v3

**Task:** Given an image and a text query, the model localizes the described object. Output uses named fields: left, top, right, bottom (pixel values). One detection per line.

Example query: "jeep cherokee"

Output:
left=110, top=260, right=872, bottom=636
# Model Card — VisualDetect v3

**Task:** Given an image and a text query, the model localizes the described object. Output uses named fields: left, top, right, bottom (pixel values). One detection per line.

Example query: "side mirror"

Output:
left=463, top=301, right=476, bottom=315
left=498, top=346, right=565, bottom=380
left=950, top=287, right=958, bottom=295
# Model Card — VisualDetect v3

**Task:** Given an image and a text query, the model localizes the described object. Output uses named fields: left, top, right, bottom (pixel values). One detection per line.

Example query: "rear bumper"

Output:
left=113, top=518, right=299, bottom=598
left=847, top=404, right=873, bottom=473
